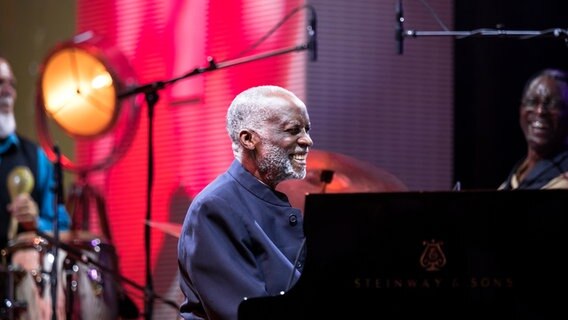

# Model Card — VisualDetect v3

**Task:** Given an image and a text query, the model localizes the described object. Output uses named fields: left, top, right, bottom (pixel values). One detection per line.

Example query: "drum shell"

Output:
left=0, top=266, right=27, bottom=320
left=1, top=231, right=119, bottom=320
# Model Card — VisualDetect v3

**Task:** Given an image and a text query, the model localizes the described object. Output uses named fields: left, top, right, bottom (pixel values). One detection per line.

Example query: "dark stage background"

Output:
left=454, top=0, right=568, bottom=189
left=2, top=2, right=568, bottom=316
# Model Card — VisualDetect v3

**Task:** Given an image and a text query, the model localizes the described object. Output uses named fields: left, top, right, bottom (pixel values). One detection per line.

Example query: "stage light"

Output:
left=36, top=31, right=139, bottom=172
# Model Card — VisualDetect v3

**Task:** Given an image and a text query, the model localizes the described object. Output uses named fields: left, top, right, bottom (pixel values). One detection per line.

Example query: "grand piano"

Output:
left=239, top=190, right=568, bottom=319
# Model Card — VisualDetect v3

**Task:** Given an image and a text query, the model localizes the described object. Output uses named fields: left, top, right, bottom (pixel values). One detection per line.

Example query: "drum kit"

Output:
left=0, top=230, right=119, bottom=320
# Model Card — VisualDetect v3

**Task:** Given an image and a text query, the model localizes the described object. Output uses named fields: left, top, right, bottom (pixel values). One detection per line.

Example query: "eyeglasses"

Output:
left=521, top=97, right=566, bottom=113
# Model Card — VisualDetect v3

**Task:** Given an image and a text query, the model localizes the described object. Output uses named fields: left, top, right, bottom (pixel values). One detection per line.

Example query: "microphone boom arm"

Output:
left=118, top=44, right=309, bottom=99
left=403, top=28, right=568, bottom=40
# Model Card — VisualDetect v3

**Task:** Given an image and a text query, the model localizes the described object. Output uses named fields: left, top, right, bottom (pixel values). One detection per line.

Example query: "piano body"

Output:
left=239, top=190, right=568, bottom=319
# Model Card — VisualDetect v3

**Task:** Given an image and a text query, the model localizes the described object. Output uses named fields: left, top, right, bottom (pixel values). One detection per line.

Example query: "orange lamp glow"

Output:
left=36, top=31, right=139, bottom=172
left=41, top=47, right=116, bottom=137
left=39, top=33, right=123, bottom=138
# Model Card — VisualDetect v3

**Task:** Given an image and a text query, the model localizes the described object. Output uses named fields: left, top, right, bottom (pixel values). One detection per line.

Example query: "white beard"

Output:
left=0, top=112, right=16, bottom=138
left=257, top=142, right=306, bottom=186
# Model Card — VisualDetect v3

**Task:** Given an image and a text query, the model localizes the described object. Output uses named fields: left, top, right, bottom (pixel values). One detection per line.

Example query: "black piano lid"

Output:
left=239, top=189, right=568, bottom=319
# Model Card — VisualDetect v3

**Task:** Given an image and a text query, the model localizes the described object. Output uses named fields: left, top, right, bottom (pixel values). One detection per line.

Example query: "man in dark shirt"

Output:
left=499, top=68, right=568, bottom=190
left=178, top=85, right=313, bottom=320
left=0, top=56, right=70, bottom=249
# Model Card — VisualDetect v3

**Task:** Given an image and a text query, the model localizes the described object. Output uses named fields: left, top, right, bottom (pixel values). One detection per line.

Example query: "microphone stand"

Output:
left=404, top=28, right=568, bottom=39
left=118, top=42, right=311, bottom=320
left=399, top=27, right=568, bottom=51
left=51, top=146, right=63, bottom=320
left=395, top=1, right=568, bottom=53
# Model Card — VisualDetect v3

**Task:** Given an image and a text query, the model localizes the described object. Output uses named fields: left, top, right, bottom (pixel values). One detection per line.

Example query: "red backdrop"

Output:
left=75, top=0, right=306, bottom=316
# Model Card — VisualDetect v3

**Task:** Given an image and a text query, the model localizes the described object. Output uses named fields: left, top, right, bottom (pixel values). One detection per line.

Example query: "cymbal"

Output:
left=145, top=220, right=182, bottom=238
left=276, top=149, right=407, bottom=211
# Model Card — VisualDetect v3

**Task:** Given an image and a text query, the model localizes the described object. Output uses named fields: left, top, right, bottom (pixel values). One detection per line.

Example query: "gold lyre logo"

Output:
left=420, top=239, right=447, bottom=272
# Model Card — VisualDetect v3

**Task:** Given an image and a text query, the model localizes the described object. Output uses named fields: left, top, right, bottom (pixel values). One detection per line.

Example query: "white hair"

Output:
left=226, top=85, right=303, bottom=158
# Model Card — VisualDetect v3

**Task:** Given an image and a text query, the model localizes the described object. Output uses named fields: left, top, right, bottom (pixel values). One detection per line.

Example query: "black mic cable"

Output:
left=307, top=5, right=317, bottom=61
left=236, top=4, right=317, bottom=60
left=395, top=0, right=404, bottom=55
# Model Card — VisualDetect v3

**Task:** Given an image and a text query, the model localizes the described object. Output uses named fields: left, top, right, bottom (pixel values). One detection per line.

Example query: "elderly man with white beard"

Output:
left=0, top=56, right=70, bottom=251
left=178, top=85, right=314, bottom=320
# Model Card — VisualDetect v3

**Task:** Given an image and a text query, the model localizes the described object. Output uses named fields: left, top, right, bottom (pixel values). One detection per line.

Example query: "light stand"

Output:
left=119, top=41, right=314, bottom=320
left=50, top=146, right=63, bottom=320
left=66, top=172, right=113, bottom=242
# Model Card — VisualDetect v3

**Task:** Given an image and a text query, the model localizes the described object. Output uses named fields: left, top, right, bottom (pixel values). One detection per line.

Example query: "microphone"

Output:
left=320, top=169, right=334, bottom=193
left=7, top=166, right=35, bottom=239
left=395, top=0, right=404, bottom=55
left=307, top=7, right=317, bottom=61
